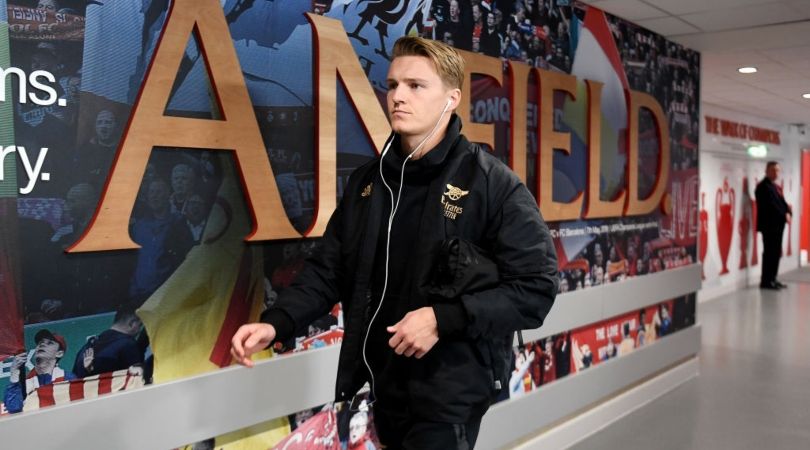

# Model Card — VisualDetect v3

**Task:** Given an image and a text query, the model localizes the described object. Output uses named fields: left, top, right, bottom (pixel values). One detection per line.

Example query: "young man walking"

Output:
left=232, top=36, right=558, bottom=449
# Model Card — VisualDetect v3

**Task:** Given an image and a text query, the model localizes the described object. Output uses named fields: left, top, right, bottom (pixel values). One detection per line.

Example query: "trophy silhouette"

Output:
left=716, top=178, right=735, bottom=275
left=699, top=192, right=708, bottom=279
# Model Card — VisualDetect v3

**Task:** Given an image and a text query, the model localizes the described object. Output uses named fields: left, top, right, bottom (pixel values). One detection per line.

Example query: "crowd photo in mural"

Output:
left=0, top=0, right=699, bottom=447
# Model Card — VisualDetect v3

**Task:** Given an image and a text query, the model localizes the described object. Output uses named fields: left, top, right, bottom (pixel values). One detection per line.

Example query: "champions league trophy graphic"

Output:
left=738, top=177, right=752, bottom=269
left=715, top=177, right=735, bottom=275
left=699, top=192, right=709, bottom=279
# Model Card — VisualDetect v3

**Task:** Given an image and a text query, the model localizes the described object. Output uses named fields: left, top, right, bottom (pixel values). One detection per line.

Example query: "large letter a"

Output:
left=68, top=0, right=298, bottom=252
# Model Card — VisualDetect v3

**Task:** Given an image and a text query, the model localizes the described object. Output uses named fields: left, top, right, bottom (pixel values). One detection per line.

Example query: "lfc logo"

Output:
left=441, top=184, right=469, bottom=219
left=361, top=183, right=373, bottom=197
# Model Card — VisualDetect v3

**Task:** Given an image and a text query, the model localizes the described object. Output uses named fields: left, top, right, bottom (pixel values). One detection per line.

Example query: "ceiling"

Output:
left=582, top=0, right=810, bottom=127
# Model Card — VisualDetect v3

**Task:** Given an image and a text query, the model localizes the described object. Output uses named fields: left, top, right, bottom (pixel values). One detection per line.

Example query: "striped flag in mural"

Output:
left=136, top=155, right=272, bottom=383
left=22, top=369, right=145, bottom=412
left=138, top=156, right=290, bottom=448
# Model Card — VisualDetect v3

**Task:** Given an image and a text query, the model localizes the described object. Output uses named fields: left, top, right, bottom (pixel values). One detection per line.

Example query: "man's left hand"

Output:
left=387, top=307, right=439, bottom=359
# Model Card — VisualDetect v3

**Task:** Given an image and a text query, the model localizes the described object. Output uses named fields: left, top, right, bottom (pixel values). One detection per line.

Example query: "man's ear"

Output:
left=447, top=88, right=461, bottom=110
left=56, top=349, right=65, bottom=359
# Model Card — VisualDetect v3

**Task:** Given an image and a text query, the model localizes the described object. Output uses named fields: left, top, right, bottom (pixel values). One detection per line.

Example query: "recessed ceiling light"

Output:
left=803, top=93, right=810, bottom=99
left=738, top=67, right=757, bottom=74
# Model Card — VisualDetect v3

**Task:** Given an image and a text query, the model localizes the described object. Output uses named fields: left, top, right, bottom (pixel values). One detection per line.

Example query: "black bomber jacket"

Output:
left=261, top=115, right=558, bottom=422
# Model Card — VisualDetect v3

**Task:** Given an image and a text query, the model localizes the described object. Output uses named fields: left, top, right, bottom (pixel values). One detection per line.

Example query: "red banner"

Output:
left=570, top=301, right=673, bottom=373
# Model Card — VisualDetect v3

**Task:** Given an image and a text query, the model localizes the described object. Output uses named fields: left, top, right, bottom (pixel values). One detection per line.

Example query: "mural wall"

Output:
left=0, top=1, right=700, bottom=447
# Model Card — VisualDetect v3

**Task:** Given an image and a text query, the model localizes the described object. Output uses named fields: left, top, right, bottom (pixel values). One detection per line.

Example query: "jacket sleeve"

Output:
left=460, top=179, right=559, bottom=340
left=260, top=198, right=347, bottom=343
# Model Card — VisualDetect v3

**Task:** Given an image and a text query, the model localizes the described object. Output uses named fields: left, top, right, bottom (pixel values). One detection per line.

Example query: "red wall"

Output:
left=801, top=151, right=810, bottom=260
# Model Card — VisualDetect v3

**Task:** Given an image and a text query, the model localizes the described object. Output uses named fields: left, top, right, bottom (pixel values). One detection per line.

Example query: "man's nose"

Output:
left=390, top=86, right=405, bottom=106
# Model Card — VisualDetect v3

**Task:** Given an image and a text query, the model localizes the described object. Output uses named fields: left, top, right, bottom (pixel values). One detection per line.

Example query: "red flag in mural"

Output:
left=271, top=409, right=340, bottom=450
left=22, top=369, right=145, bottom=412
left=0, top=198, right=24, bottom=359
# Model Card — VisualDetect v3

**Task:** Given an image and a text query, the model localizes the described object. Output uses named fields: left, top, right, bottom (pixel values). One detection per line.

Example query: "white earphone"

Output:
left=361, top=95, right=455, bottom=405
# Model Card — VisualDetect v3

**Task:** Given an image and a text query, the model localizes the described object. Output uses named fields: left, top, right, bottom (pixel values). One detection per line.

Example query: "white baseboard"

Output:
left=698, top=260, right=801, bottom=303
left=512, top=357, right=699, bottom=450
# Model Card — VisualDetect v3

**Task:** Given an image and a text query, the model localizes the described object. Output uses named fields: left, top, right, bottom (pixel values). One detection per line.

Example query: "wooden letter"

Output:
left=306, top=13, right=390, bottom=237
left=625, top=89, right=670, bottom=216
left=457, top=50, right=503, bottom=148
left=508, top=61, right=531, bottom=183
left=583, top=80, right=626, bottom=219
left=69, top=0, right=298, bottom=252
left=536, top=69, right=582, bottom=221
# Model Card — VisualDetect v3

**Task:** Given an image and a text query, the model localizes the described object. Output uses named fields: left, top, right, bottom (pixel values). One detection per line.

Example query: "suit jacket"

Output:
left=755, top=177, right=791, bottom=232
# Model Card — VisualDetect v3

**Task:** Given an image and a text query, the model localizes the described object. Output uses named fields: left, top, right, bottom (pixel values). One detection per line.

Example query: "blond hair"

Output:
left=392, top=36, right=465, bottom=90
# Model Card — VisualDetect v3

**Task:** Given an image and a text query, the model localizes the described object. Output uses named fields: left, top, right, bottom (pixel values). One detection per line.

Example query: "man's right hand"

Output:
left=230, top=323, right=277, bottom=368
left=10, top=353, right=27, bottom=383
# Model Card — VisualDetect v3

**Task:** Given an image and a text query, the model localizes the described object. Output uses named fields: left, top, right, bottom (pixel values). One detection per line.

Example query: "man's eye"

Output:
left=410, top=83, right=421, bottom=89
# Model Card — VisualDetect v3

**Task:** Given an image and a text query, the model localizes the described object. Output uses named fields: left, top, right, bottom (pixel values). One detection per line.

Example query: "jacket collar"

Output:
left=380, top=114, right=462, bottom=183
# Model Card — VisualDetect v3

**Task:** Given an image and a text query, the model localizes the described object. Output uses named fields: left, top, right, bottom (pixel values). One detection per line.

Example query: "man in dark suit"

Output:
left=755, top=161, right=792, bottom=290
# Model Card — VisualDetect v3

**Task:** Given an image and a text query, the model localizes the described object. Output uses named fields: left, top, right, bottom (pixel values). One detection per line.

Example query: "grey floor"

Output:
left=571, top=267, right=810, bottom=450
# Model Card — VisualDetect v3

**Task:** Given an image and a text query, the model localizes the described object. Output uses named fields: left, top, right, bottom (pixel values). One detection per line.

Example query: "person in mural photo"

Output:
left=4, top=330, right=77, bottom=414
left=232, top=36, right=558, bottom=449
left=635, top=309, right=647, bottom=347
left=509, top=347, right=535, bottom=398
left=347, top=410, right=378, bottom=450
left=169, top=163, right=197, bottom=215
left=72, top=307, right=145, bottom=378
left=571, top=339, right=592, bottom=371
left=653, top=303, right=672, bottom=338
left=129, top=178, right=182, bottom=302
left=755, top=161, right=792, bottom=290
left=73, top=109, right=120, bottom=189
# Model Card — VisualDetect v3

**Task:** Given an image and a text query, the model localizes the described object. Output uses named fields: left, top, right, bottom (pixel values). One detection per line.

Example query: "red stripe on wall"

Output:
left=801, top=151, right=810, bottom=257
left=69, top=378, right=86, bottom=402
left=98, top=372, right=113, bottom=394
left=38, top=385, right=55, bottom=408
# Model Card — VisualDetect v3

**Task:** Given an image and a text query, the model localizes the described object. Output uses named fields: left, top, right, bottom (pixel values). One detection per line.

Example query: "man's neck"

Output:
left=400, top=131, right=446, bottom=159
left=91, top=136, right=115, bottom=148
left=34, top=359, right=56, bottom=375
left=110, top=323, right=130, bottom=335
left=399, top=117, right=451, bottom=159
